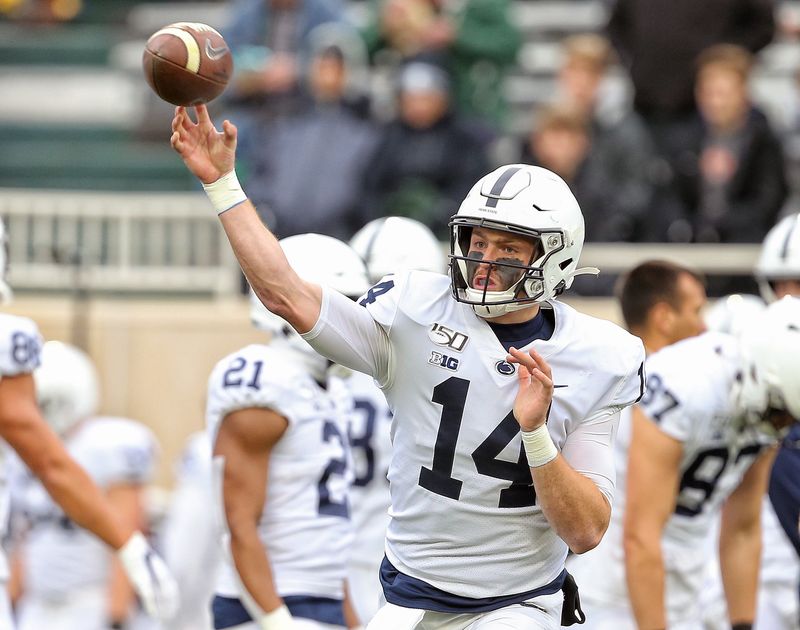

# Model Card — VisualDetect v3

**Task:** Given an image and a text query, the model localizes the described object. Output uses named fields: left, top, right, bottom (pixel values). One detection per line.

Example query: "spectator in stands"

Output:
left=247, top=35, right=379, bottom=239
left=360, top=61, right=489, bottom=239
left=361, top=0, right=521, bottom=138
left=668, top=44, right=788, bottom=245
left=607, top=0, right=776, bottom=155
left=221, top=0, right=348, bottom=171
left=553, top=34, right=667, bottom=241
left=524, top=105, right=651, bottom=244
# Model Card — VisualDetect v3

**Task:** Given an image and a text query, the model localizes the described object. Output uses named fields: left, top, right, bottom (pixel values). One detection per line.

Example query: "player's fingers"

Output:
left=222, top=120, right=237, bottom=144
left=530, top=367, right=553, bottom=389
left=170, top=132, right=184, bottom=152
left=528, top=348, right=552, bottom=378
left=506, top=346, right=533, bottom=367
left=195, top=103, right=211, bottom=125
left=516, top=362, right=531, bottom=385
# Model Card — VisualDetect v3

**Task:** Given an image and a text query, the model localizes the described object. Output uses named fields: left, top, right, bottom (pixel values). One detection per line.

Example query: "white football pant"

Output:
left=16, top=585, right=106, bottom=630
left=365, top=591, right=563, bottom=630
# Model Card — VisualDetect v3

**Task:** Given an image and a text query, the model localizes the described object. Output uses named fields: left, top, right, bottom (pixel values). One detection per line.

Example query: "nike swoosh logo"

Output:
left=205, top=40, right=229, bottom=61
left=554, top=385, right=568, bottom=388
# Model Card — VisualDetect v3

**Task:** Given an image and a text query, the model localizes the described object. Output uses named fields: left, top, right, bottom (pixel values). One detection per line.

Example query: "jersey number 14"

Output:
left=418, top=377, right=536, bottom=508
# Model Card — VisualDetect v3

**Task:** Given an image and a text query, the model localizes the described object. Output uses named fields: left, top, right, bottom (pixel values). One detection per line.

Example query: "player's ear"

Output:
left=650, top=301, right=675, bottom=336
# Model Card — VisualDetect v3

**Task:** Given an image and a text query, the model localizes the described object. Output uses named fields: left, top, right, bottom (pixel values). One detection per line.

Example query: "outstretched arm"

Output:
left=0, top=373, right=132, bottom=549
left=170, top=104, right=321, bottom=333
left=0, top=373, right=178, bottom=619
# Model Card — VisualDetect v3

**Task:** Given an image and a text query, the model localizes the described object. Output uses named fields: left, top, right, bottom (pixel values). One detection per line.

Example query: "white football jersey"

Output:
left=0, top=313, right=42, bottom=578
left=0, top=314, right=42, bottom=581
left=15, top=417, right=157, bottom=598
left=161, top=431, right=220, bottom=630
left=206, top=344, right=353, bottom=601
left=339, top=370, right=392, bottom=566
left=575, top=332, right=773, bottom=624
left=333, top=369, right=393, bottom=620
left=302, top=271, right=645, bottom=599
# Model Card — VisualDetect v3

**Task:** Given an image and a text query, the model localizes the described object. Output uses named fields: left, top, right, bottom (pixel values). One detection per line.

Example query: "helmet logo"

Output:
left=482, top=166, right=525, bottom=208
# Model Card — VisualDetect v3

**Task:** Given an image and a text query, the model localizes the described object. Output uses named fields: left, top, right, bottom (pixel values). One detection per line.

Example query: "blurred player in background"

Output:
left=345, top=217, right=445, bottom=621
left=755, top=213, right=800, bottom=628
left=0, top=220, right=176, bottom=626
left=159, top=430, right=219, bottom=630
left=9, top=341, right=159, bottom=630
left=208, top=234, right=367, bottom=630
left=620, top=298, right=800, bottom=630
left=567, top=259, right=707, bottom=626
left=701, top=293, right=799, bottom=630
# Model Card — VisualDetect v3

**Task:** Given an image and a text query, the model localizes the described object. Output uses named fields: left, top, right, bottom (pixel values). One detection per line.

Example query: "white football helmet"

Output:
left=449, top=164, right=596, bottom=318
left=350, top=216, right=446, bottom=283
left=0, top=219, right=12, bottom=304
left=704, top=294, right=766, bottom=338
left=736, top=297, right=800, bottom=435
left=250, top=233, right=371, bottom=381
left=34, top=341, right=100, bottom=436
left=755, top=213, right=800, bottom=302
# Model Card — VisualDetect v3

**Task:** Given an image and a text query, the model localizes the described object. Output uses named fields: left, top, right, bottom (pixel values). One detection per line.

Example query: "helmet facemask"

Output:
left=449, top=217, right=568, bottom=318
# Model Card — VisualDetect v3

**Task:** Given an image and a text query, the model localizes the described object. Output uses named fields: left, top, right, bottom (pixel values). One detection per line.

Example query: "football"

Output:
left=142, top=22, right=233, bottom=106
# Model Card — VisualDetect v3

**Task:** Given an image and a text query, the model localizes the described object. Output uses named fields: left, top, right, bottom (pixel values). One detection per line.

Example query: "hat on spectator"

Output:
left=399, top=62, right=450, bottom=94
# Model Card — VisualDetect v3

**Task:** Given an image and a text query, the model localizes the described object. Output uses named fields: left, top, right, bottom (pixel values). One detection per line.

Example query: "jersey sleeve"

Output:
left=637, top=349, right=694, bottom=443
left=608, top=333, right=646, bottom=410
left=562, top=408, right=621, bottom=506
left=0, top=315, right=43, bottom=377
left=206, top=345, right=314, bottom=430
left=301, top=276, right=397, bottom=387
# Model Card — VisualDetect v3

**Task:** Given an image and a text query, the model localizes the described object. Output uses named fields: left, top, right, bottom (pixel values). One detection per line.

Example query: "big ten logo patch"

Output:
left=429, top=351, right=460, bottom=371
left=428, top=323, right=469, bottom=352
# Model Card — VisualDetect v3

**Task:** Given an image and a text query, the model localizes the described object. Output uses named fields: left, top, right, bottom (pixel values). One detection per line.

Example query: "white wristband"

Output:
left=258, top=604, right=293, bottom=630
left=202, top=169, right=247, bottom=215
left=521, top=424, right=558, bottom=467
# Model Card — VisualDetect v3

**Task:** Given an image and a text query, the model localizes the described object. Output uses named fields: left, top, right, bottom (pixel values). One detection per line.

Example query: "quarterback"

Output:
left=171, top=104, right=645, bottom=629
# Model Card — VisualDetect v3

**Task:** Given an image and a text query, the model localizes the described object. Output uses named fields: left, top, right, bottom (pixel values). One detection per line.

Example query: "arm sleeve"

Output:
left=638, top=351, right=693, bottom=443
left=561, top=409, right=621, bottom=506
left=301, top=285, right=394, bottom=386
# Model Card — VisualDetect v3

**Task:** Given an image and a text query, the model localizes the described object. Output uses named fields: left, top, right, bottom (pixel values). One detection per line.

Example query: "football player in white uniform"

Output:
left=10, top=341, right=159, bottom=630
left=171, top=104, right=646, bottom=629
left=700, top=293, right=800, bottom=630
left=346, top=217, right=446, bottom=622
left=208, top=234, right=368, bottom=630
left=620, top=298, right=800, bottom=630
left=755, top=213, right=800, bottom=630
left=0, top=220, right=177, bottom=626
left=567, top=260, right=708, bottom=628
left=160, top=430, right=220, bottom=630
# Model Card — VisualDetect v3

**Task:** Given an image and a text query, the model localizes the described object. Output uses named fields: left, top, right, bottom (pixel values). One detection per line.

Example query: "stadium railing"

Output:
left=1, top=189, right=761, bottom=296
left=1, top=189, right=238, bottom=295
